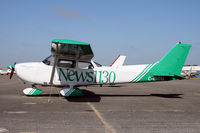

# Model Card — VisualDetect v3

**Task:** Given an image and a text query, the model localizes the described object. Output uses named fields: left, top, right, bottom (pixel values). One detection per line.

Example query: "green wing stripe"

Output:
left=132, top=64, right=152, bottom=82
left=52, top=39, right=90, bottom=45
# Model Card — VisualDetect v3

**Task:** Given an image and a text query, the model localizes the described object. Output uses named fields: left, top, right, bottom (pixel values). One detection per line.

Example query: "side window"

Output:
left=58, top=60, right=76, bottom=68
left=77, top=62, right=93, bottom=69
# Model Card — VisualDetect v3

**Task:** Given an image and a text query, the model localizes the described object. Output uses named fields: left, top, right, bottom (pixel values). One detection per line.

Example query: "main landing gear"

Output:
left=60, top=87, right=82, bottom=97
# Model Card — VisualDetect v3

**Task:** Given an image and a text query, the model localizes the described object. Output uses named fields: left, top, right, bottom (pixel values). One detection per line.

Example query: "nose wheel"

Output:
left=23, top=88, right=42, bottom=96
left=23, top=85, right=42, bottom=96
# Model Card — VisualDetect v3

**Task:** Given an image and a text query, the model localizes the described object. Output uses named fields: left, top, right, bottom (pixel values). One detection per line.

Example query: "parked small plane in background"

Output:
left=0, top=65, right=16, bottom=75
left=181, top=65, right=200, bottom=78
left=0, top=69, right=11, bottom=75
left=10, top=40, right=191, bottom=97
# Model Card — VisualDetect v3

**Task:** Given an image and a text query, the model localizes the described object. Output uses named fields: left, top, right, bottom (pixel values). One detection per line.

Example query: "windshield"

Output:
left=42, top=55, right=54, bottom=65
left=42, top=55, right=102, bottom=68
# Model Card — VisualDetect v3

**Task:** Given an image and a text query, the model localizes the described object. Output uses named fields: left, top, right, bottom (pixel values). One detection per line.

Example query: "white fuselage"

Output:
left=15, top=61, right=150, bottom=87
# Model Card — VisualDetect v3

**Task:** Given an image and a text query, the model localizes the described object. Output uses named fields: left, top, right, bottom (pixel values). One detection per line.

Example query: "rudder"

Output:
left=153, top=42, right=192, bottom=77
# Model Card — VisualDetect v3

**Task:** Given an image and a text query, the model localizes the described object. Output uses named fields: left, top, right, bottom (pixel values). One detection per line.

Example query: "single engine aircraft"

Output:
left=181, top=65, right=200, bottom=78
left=10, top=39, right=191, bottom=97
left=0, top=65, right=16, bottom=75
left=0, top=69, right=11, bottom=75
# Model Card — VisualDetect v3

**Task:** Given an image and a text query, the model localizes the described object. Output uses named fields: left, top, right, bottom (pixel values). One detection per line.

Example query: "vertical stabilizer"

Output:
left=153, top=42, right=192, bottom=76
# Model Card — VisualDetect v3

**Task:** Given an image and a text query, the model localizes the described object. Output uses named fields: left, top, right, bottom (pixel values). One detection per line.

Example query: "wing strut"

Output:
left=49, top=43, right=59, bottom=85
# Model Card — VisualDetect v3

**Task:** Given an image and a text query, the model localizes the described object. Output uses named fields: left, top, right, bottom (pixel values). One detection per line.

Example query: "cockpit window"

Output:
left=94, top=62, right=102, bottom=67
left=58, top=60, right=76, bottom=68
left=43, top=55, right=102, bottom=69
left=77, top=61, right=94, bottom=69
left=42, top=55, right=54, bottom=65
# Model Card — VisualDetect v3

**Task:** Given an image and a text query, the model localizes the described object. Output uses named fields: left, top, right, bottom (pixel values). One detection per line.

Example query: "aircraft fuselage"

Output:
left=15, top=61, right=155, bottom=87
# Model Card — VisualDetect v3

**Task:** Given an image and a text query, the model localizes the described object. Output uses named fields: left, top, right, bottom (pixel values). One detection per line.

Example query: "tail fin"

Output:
left=111, top=55, right=126, bottom=67
left=153, top=42, right=191, bottom=77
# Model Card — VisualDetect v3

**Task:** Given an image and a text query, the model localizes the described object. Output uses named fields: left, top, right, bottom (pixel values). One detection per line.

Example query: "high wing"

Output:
left=51, top=39, right=94, bottom=61
left=50, top=39, right=94, bottom=85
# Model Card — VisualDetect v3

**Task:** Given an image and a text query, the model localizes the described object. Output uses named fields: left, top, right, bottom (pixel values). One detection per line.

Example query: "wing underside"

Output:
left=51, top=39, right=94, bottom=61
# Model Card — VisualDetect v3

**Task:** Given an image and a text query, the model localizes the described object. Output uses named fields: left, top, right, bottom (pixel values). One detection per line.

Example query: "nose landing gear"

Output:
left=23, top=88, right=42, bottom=96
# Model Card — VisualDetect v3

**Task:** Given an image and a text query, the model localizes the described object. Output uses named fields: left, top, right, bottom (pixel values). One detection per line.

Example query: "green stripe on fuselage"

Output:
left=131, top=64, right=152, bottom=82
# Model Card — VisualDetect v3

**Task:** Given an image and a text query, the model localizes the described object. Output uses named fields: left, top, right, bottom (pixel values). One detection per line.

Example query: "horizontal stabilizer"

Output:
left=153, top=75, right=185, bottom=81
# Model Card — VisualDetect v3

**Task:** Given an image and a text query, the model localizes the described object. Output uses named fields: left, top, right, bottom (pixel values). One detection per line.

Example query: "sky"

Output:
left=0, top=0, right=200, bottom=69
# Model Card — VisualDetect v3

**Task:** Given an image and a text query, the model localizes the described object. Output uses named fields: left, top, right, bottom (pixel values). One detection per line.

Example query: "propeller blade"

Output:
left=10, top=68, right=14, bottom=79
left=9, top=62, right=16, bottom=79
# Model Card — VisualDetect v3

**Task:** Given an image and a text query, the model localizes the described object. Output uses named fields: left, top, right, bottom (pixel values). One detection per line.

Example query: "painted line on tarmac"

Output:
left=87, top=102, right=115, bottom=133
left=20, top=132, right=37, bottom=133
left=23, top=102, right=37, bottom=105
left=192, top=78, right=200, bottom=79
left=5, top=111, right=27, bottom=114
left=0, top=128, right=8, bottom=132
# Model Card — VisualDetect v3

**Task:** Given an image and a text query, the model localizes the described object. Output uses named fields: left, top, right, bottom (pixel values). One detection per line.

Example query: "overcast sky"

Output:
left=0, top=0, right=200, bottom=69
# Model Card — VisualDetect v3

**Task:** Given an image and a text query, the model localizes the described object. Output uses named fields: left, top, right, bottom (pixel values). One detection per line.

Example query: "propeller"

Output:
left=10, top=62, right=16, bottom=79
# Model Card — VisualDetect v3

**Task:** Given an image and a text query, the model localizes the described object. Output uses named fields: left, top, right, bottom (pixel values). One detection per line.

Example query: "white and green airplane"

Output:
left=10, top=39, right=191, bottom=97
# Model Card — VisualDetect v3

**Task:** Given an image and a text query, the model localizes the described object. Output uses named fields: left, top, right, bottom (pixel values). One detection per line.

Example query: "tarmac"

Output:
left=0, top=75, right=200, bottom=133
